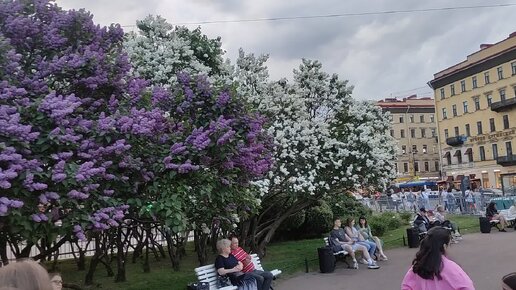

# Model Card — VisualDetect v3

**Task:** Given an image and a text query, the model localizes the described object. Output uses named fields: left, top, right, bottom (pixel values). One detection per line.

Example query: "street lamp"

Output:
left=412, top=149, right=418, bottom=178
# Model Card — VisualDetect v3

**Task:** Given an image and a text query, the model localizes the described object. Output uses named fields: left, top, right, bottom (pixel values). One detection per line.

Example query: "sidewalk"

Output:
left=276, top=230, right=515, bottom=290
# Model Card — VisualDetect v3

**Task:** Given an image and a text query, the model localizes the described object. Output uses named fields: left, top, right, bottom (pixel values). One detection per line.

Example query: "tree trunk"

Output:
left=115, top=228, right=127, bottom=283
left=164, top=230, right=180, bottom=271
left=252, top=199, right=315, bottom=256
left=194, top=230, right=209, bottom=266
left=84, top=237, right=101, bottom=286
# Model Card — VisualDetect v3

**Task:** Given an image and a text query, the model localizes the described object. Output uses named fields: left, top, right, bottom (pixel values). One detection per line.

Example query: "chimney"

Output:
left=480, top=43, right=493, bottom=50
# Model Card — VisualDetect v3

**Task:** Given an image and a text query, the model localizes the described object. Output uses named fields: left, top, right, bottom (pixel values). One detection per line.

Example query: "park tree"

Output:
left=232, top=55, right=397, bottom=254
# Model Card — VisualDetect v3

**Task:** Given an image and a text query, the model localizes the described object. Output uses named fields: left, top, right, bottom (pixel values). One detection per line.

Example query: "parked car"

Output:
left=481, top=188, right=503, bottom=196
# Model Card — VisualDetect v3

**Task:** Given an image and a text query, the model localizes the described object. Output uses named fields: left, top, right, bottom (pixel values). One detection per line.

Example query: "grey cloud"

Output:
left=56, top=0, right=515, bottom=100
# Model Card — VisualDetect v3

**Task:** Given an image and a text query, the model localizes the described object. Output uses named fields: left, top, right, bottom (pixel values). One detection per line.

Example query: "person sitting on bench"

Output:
left=434, top=205, right=462, bottom=242
left=230, top=236, right=273, bottom=290
left=486, top=202, right=508, bottom=232
left=414, top=207, right=439, bottom=234
left=330, top=218, right=380, bottom=269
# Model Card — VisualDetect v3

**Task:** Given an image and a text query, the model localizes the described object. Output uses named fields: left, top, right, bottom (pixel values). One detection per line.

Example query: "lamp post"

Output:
left=412, top=149, right=418, bottom=179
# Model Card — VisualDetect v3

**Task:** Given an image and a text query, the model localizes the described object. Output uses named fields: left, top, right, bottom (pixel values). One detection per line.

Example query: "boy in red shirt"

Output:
left=230, top=236, right=273, bottom=290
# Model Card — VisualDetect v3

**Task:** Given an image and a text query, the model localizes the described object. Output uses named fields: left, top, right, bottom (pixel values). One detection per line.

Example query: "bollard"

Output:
left=305, top=258, right=309, bottom=273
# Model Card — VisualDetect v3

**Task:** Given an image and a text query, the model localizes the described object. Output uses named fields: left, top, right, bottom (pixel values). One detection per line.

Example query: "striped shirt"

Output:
left=231, top=247, right=255, bottom=273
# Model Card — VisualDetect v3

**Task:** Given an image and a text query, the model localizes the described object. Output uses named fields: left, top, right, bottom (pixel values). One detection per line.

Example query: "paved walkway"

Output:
left=276, top=230, right=515, bottom=290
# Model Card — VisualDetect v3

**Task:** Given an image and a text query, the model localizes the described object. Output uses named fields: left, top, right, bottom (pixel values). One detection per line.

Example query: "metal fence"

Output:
left=6, top=230, right=193, bottom=262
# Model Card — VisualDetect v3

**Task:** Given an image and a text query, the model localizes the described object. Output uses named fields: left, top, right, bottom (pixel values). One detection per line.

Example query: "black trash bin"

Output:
left=502, top=272, right=516, bottom=290
left=406, top=227, right=420, bottom=248
left=317, top=246, right=335, bottom=273
left=479, top=217, right=491, bottom=233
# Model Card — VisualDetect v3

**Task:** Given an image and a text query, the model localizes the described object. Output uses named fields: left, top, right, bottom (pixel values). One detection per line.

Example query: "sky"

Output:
left=56, top=0, right=516, bottom=101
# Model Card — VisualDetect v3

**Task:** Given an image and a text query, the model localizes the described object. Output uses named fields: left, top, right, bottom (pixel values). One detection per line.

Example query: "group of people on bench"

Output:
left=329, top=217, right=388, bottom=269
left=413, top=206, right=463, bottom=242
left=215, top=236, right=273, bottom=290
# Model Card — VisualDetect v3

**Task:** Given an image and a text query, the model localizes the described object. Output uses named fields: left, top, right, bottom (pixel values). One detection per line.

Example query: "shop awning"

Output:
left=464, top=148, right=472, bottom=155
left=398, top=181, right=437, bottom=188
left=453, top=150, right=461, bottom=157
left=443, top=151, right=451, bottom=158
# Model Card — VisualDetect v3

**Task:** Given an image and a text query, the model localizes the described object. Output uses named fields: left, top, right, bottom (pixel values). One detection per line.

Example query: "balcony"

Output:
left=496, top=155, right=516, bottom=166
left=446, top=135, right=466, bottom=146
left=491, top=98, right=516, bottom=112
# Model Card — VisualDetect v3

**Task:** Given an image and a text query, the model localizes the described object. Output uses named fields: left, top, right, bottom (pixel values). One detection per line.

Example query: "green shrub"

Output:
left=399, top=212, right=413, bottom=223
left=377, top=212, right=402, bottom=230
left=368, top=216, right=387, bottom=237
left=301, top=201, right=334, bottom=238
left=326, top=193, right=372, bottom=221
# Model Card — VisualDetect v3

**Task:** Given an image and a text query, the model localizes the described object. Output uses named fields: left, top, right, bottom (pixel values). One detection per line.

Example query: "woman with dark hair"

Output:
left=401, top=227, right=475, bottom=290
left=486, top=201, right=508, bottom=231
left=356, top=216, right=388, bottom=261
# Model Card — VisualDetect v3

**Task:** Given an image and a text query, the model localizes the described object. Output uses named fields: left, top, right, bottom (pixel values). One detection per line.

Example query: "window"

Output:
left=463, top=101, right=468, bottom=113
left=400, top=129, right=405, bottom=138
left=423, top=145, right=427, bottom=153
left=477, top=121, right=483, bottom=135
left=424, top=162, right=429, bottom=172
left=414, top=162, right=419, bottom=172
left=420, top=115, right=424, bottom=123
left=421, top=128, right=426, bottom=138
left=492, top=144, right=498, bottom=160
left=402, top=145, right=406, bottom=154
left=512, top=61, right=516, bottom=76
left=446, top=153, right=452, bottom=165
left=444, top=129, right=449, bottom=139
left=395, top=163, right=398, bottom=173
left=479, top=146, right=486, bottom=161
left=412, top=145, right=417, bottom=153
left=440, top=88, right=445, bottom=99
left=450, top=84, right=455, bottom=95
left=497, top=66, right=504, bottom=80
left=500, top=89, right=506, bottom=101
left=487, top=94, right=492, bottom=106
left=431, top=128, right=436, bottom=137
left=472, top=76, right=478, bottom=88
left=460, top=80, right=466, bottom=92
left=454, top=126, right=459, bottom=136
left=465, top=124, right=471, bottom=137
left=490, top=118, right=496, bottom=132
left=390, top=129, right=394, bottom=137
left=434, top=161, right=439, bottom=172
left=404, top=163, right=408, bottom=173
left=503, top=115, right=510, bottom=130
left=466, top=149, right=473, bottom=162
left=411, top=128, right=416, bottom=138
left=442, top=108, right=447, bottom=119
left=410, top=115, right=414, bottom=123
left=506, top=141, right=513, bottom=156
left=456, top=150, right=462, bottom=164
left=484, top=71, right=490, bottom=84
left=452, top=104, right=457, bottom=117
left=399, top=116, right=404, bottom=123
left=430, top=114, right=434, bottom=123
left=474, top=97, right=480, bottom=111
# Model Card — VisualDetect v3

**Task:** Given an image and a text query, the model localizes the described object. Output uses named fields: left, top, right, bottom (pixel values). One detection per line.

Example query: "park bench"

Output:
left=323, top=237, right=353, bottom=267
left=194, top=254, right=281, bottom=290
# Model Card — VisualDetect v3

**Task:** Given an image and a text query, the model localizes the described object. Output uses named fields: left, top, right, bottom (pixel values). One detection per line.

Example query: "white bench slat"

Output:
left=194, top=253, right=281, bottom=290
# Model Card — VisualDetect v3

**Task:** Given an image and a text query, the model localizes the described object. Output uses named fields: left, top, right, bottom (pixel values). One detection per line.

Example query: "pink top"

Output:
left=401, top=256, right=475, bottom=290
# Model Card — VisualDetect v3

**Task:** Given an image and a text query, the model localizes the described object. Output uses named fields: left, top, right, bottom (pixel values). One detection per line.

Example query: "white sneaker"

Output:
left=351, top=261, right=359, bottom=269
left=368, top=263, right=380, bottom=269
left=359, top=258, right=369, bottom=265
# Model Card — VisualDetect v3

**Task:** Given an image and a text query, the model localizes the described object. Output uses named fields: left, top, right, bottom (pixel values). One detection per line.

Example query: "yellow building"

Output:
left=378, top=95, right=441, bottom=182
left=428, top=32, right=516, bottom=190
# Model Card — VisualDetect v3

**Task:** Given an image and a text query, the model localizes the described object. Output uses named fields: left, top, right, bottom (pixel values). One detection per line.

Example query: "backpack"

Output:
left=327, top=236, right=343, bottom=253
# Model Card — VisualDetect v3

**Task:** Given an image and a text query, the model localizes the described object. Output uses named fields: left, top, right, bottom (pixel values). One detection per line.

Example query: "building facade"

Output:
left=428, top=32, right=516, bottom=190
left=378, top=96, right=441, bottom=182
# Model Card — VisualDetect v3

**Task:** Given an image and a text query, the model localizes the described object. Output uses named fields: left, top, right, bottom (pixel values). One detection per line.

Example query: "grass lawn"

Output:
left=52, top=215, right=479, bottom=290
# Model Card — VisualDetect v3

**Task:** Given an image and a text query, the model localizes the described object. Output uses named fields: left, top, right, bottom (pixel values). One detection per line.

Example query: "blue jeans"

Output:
left=357, top=240, right=377, bottom=258
left=248, top=270, right=273, bottom=290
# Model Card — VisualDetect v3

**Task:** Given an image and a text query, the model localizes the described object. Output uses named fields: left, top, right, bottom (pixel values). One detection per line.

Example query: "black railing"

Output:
left=491, top=98, right=516, bottom=112
left=497, top=155, right=516, bottom=166
left=446, top=135, right=466, bottom=146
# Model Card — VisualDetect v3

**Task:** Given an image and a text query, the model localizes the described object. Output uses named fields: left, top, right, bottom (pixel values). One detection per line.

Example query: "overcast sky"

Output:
left=56, top=0, right=515, bottom=101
